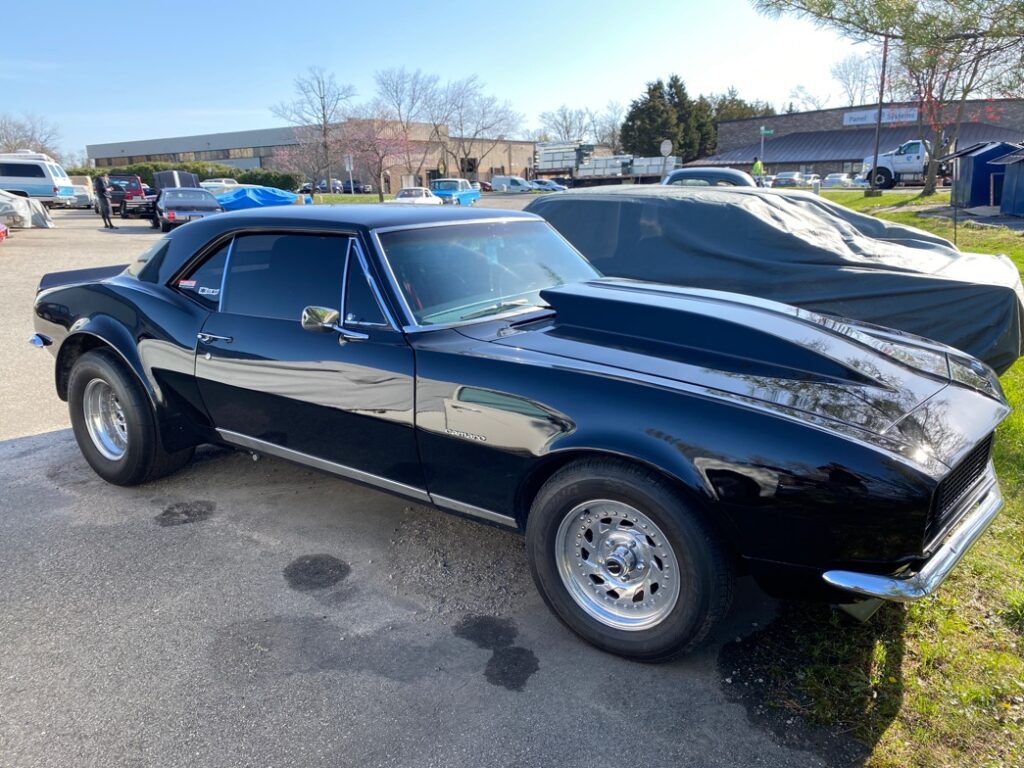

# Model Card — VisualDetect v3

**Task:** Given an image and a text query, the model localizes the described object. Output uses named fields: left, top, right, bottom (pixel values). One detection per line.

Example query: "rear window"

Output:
left=0, top=162, right=45, bottom=178
left=164, top=189, right=216, bottom=202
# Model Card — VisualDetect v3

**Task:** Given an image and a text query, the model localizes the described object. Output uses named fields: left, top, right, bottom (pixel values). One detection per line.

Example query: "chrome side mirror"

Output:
left=301, top=306, right=340, bottom=332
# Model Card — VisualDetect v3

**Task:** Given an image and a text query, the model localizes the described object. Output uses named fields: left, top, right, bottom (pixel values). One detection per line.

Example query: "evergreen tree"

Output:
left=691, top=96, right=717, bottom=158
left=665, top=75, right=699, bottom=161
left=620, top=80, right=678, bottom=157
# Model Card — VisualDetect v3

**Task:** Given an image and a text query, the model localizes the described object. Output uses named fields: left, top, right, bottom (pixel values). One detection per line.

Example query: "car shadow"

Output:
left=716, top=598, right=907, bottom=766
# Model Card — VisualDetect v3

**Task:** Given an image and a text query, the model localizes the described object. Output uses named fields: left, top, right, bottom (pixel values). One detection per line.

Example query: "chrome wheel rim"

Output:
left=555, top=499, right=681, bottom=631
left=82, top=378, right=128, bottom=460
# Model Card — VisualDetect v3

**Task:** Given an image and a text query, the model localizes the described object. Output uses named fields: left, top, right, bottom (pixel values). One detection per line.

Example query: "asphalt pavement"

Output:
left=0, top=207, right=840, bottom=768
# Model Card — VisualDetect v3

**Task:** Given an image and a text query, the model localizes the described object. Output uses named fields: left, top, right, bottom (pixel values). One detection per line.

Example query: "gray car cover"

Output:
left=527, top=186, right=1024, bottom=373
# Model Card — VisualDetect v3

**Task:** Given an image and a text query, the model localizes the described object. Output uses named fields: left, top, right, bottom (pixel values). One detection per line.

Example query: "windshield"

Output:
left=431, top=180, right=458, bottom=191
left=378, top=220, right=599, bottom=326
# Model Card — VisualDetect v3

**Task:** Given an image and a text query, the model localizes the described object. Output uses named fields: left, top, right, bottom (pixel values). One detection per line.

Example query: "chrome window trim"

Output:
left=217, top=429, right=432, bottom=503
left=369, top=217, right=576, bottom=334
left=347, top=238, right=399, bottom=331
left=216, top=235, right=235, bottom=312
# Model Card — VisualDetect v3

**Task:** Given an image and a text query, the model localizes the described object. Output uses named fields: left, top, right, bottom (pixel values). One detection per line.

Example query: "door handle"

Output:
left=197, top=332, right=233, bottom=344
left=332, top=325, right=369, bottom=343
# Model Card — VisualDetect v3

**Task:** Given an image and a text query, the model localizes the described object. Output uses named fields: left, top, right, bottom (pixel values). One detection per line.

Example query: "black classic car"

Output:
left=149, top=187, right=224, bottom=232
left=31, top=205, right=1008, bottom=660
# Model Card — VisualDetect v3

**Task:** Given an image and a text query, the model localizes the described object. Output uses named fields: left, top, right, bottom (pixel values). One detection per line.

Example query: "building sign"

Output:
left=842, top=107, right=919, bottom=126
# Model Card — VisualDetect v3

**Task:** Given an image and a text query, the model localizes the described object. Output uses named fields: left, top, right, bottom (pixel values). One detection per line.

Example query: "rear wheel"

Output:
left=119, top=202, right=128, bottom=218
left=160, top=221, right=171, bottom=233
left=526, top=458, right=734, bottom=661
left=68, top=349, right=193, bottom=485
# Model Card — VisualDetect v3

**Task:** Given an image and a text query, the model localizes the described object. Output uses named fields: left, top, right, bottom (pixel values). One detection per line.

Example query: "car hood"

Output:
left=460, top=279, right=1008, bottom=467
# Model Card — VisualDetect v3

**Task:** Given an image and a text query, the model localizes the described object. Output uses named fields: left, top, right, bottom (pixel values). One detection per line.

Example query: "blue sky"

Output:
left=4, top=1, right=865, bottom=156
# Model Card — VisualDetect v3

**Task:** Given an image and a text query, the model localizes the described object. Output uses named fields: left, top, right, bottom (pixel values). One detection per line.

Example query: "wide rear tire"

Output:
left=526, top=458, right=733, bottom=661
left=68, top=349, right=193, bottom=486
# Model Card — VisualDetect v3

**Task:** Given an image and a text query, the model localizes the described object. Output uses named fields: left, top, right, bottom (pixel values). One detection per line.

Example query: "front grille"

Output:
left=926, top=433, right=994, bottom=546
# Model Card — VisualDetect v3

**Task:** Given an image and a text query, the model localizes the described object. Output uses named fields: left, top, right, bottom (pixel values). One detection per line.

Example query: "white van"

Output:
left=0, top=151, right=74, bottom=204
left=490, top=175, right=534, bottom=193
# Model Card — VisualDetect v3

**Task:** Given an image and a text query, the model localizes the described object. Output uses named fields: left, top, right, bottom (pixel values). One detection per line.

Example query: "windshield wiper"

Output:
left=460, top=299, right=547, bottom=321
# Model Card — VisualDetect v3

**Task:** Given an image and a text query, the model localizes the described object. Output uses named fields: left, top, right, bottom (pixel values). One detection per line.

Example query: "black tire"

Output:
left=67, top=349, right=193, bottom=486
left=160, top=221, right=171, bottom=233
left=872, top=168, right=894, bottom=189
left=119, top=202, right=129, bottom=218
left=150, top=212, right=160, bottom=229
left=526, top=458, right=733, bottom=662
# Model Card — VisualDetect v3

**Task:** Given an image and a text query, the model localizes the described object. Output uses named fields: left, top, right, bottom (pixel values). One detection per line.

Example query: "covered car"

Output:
left=215, top=186, right=298, bottom=210
left=526, top=186, right=1024, bottom=373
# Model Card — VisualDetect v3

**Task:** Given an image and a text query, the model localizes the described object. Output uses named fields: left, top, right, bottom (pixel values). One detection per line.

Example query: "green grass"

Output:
left=822, top=189, right=951, bottom=212
left=311, top=193, right=394, bottom=204
left=745, top=196, right=1024, bottom=767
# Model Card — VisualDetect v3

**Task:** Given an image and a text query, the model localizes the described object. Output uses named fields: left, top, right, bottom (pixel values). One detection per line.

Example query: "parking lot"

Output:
left=1, top=208, right=845, bottom=768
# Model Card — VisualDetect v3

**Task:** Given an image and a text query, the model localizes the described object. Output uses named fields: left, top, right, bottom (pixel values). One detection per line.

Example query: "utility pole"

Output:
left=866, top=34, right=889, bottom=198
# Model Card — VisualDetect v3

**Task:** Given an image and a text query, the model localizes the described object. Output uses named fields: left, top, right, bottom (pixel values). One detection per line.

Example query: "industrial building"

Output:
left=697, top=98, right=1024, bottom=175
left=86, top=122, right=535, bottom=190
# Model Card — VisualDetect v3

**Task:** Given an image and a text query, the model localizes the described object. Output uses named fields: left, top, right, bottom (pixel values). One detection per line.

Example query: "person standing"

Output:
left=751, top=157, right=764, bottom=187
left=93, top=173, right=117, bottom=229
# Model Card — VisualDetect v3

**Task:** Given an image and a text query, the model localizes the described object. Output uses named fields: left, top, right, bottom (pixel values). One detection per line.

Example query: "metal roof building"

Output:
left=698, top=99, right=1024, bottom=175
left=694, top=123, right=1024, bottom=173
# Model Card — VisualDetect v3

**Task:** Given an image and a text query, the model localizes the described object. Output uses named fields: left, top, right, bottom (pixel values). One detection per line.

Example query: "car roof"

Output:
left=145, top=204, right=540, bottom=286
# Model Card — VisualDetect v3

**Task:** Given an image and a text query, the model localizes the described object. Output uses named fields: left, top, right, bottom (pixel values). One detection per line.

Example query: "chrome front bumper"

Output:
left=823, top=465, right=1002, bottom=602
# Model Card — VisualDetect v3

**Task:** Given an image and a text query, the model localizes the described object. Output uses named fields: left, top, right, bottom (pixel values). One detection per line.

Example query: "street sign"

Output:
left=344, top=154, right=354, bottom=172
left=659, top=139, right=673, bottom=157
left=759, top=127, right=774, bottom=136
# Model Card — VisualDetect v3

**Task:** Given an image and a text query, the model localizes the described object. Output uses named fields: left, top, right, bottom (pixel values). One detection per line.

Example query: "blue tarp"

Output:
left=215, top=186, right=298, bottom=210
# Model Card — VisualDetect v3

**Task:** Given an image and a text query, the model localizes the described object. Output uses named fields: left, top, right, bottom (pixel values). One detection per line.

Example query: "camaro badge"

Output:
left=445, top=428, right=487, bottom=442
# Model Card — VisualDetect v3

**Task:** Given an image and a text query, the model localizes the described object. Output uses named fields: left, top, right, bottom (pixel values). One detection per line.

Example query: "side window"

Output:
left=222, top=233, right=346, bottom=321
left=176, top=241, right=229, bottom=310
left=344, top=253, right=388, bottom=326
left=0, top=163, right=46, bottom=178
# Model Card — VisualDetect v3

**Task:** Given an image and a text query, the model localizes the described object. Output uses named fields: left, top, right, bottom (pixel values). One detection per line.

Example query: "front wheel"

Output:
left=872, top=168, right=894, bottom=189
left=68, top=349, right=193, bottom=485
left=526, top=459, right=733, bottom=661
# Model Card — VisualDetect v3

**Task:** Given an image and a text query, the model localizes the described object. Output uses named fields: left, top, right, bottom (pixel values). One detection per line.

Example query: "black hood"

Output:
left=462, top=279, right=1008, bottom=467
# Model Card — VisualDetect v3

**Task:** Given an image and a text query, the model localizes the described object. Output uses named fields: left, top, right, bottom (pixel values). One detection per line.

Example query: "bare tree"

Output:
left=0, top=113, right=62, bottom=157
left=788, top=84, right=830, bottom=110
left=344, top=101, right=417, bottom=202
left=539, top=105, right=589, bottom=142
left=831, top=53, right=875, bottom=105
left=446, top=82, right=523, bottom=177
left=588, top=101, right=625, bottom=151
left=271, top=67, right=355, bottom=186
left=374, top=67, right=441, bottom=185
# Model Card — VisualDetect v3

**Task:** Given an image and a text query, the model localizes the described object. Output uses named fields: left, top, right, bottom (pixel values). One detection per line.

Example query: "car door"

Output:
left=188, top=231, right=425, bottom=495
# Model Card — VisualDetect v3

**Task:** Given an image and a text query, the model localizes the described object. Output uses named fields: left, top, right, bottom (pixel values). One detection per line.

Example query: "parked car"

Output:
left=32, top=205, right=1009, bottom=661
left=771, top=171, right=805, bottom=188
left=386, top=187, right=443, bottom=205
left=103, top=173, right=145, bottom=215
left=822, top=173, right=854, bottom=188
left=532, top=179, right=568, bottom=192
left=804, top=173, right=822, bottom=186
left=149, top=187, right=224, bottom=232
left=661, top=167, right=757, bottom=187
left=428, top=178, right=480, bottom=206
left=478, top=180, right=493, bottom=192
left=67, top=175, right=96, bottom=209
left=341, top=179, right=373, bottom=194
left=526, top=185, right=1024, bottom=373
left=762, top=175, right=776, bottom=188
left=490, top=175, right=534, bottom=193
left=0, top=151, right=74, bottom=206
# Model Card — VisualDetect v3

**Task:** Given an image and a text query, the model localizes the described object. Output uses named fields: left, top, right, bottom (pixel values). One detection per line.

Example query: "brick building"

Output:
left=695, top=98, right=1024, bottom=176
left=86, top=122, right=535, bottom=190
